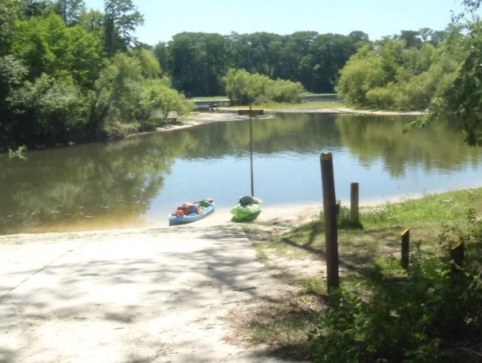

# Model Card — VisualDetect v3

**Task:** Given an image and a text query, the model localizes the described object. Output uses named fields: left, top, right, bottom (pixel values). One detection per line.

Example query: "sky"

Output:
left=84, top=0, right=467, bottom=46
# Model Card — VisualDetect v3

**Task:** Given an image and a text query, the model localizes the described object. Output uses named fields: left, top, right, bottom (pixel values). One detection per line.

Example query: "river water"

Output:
left=1, top=113, right=482, bottom=234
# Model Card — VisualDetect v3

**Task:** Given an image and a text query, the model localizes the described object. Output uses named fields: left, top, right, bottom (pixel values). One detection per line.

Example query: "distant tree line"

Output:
left=2, top=0, right=480, bottom=151
left=153, top=31, right=371, bottom=97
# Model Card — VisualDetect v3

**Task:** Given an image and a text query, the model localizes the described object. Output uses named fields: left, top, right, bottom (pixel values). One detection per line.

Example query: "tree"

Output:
left=104, top=0, right=144, bottom=55
left=309, top=33, right=366, bottom=93
left=431, top=25, right=482, bottom=145
left=223, top=68, right=304, bottom=105
left=398, top=30, right=422, bottom=48
left=153, top=41, right=168, bottom=73
left=89, top=51, right=191, bottom=136
left=337, top=30, right=463, bottom=111
left=337, top=45, right=387, bottom=106
left=136, top=80, right=193, bottom=129
left=168, top=32, right=229, bottom=96
left=54, top=0, right=86, bottom=25
left=7, top=74, right=88, bottom=147
left=68, top=24, right=102, bottom=89
left=460, top=0, right=482, bottom=14
left=24, top=0, right=55, bottom=17
left=0, top=0, right=26, bottom=55
left=275, top=31, right=318, bottom=86
left=11, top=13, right=101, bottom=83
left=162, top=30, right=366, bottom=96
left=0, top=55, right=28, bottom=149
left=417, top=2, right=482, bottom=145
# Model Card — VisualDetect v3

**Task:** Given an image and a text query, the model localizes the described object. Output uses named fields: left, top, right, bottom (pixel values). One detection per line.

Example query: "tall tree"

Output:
left=55, top=0, right=85, bottom=25
left=11, top=12, right=101, bottom=82
left=89, top=51, right=191, bottom=133
left=398, top=30, right=423, bottom=48
left=104, top=0, right=143, bottom=55
left=24, top=0, right=57, bottom=17
left=0, top=0, right=26, bottom=55
left=0, top=55, right=28, bottom=148
left=337, top=45, right=387, bottom=106
left=153, top=41, right=168, bottom=73
left=309, top=33, right=364, bottom=92
left=430, top=25, right=482, bottom=145
left=168, top=32, right=229, bottom=96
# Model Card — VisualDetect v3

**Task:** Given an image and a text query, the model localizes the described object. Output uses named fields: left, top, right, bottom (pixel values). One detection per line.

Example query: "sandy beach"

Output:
left=0, top=202, right=320, bottom=363
left=178, top=106, right=425, bottom=128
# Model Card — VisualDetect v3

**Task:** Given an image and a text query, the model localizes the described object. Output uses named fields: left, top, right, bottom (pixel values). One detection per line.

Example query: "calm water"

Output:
left=2, top=113, right=482, bottom=234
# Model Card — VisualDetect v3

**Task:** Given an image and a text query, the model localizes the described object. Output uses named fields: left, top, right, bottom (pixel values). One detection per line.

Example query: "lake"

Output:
left=1, top=112, right=482, bottom=234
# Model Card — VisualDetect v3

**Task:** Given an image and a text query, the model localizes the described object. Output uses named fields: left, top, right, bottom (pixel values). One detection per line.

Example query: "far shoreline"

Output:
left=153, top=106, right=426, bottom=134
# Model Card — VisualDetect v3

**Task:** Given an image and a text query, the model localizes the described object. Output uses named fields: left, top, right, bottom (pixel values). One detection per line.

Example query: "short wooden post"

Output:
left=401, top=228, right=410, bottom=270
left=450, top=241, right=465, bottom=273
left=350, top=182, right=359, bottom=225
left=320, top=153, right=340, bottom=293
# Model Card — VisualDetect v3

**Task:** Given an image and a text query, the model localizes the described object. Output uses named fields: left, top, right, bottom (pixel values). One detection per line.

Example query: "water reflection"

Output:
left=337, top=115, right=481, bottom=176
left=1, top=113, right=482, bottom=234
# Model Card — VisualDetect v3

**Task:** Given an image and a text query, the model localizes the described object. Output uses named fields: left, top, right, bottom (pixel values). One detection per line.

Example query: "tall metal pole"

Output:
left=249, top=103, right=254, bottom=196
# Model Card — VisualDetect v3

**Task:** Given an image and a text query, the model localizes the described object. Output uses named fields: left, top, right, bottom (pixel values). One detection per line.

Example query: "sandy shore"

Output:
left=157, top=106, right=425, bottom=133
left=0, top=203, right=319, bottom=363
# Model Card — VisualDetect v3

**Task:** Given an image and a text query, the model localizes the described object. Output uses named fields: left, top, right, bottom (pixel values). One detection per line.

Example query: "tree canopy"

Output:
left=160, top=31, right=368, bottom=97
left=412, top=0, right=482, bottom=145
left=0, top=0, right=191, bottom=151
left=223, top=68, right=305, bottom=105
left=336, top=29, right=465, bottom=111
left=1, top=0, right=480, bottom=150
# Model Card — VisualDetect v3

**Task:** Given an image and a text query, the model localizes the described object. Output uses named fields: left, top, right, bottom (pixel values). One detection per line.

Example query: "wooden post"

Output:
left=401, top=228, right=410, bottom=270
left=450, top=241, right=464, bottom=273
left=320, top=153, right=340, bottom=292
left=350, top=182, right=359, bottom=225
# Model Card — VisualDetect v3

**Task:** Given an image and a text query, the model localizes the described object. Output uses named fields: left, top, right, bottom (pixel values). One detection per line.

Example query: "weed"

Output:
left=246, top=189, right=482, bottom=361
left=308, top=211, right=482, bottom=363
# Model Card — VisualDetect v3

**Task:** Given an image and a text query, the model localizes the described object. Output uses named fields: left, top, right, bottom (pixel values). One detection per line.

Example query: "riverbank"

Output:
left=156, top=106, right=425, bottom=133
left=1, top=188, right=481, bottom=362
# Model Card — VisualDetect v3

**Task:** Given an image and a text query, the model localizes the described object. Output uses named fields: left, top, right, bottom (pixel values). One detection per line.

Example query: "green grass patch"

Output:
left=189, top=96, right=230, bottom=102
left=245, top=188, right=482, bottom=362
left=253, top=190, right=482, bottom=269
left=229, top=100, right=347, bottom=111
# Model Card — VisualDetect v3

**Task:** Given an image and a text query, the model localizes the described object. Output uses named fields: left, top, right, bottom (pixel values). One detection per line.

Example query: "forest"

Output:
left=1, top=0, right=482, bottom=151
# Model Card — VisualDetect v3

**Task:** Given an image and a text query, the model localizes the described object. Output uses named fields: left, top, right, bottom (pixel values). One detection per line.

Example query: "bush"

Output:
left=309, top=210, right=482, bottom=363
left=223, top=68, right=305, bottom=105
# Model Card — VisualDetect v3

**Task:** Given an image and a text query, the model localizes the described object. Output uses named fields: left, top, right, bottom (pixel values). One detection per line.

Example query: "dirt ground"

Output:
left=0, top=205, right=321, bottom=363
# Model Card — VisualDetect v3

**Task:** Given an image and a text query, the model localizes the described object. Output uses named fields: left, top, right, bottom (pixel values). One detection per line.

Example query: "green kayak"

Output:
left=231, top=196, right=262, bottom=222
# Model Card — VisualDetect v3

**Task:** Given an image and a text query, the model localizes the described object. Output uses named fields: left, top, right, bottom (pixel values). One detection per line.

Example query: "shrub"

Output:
left=223, top=68, right=305, bottom=105
left=309, top=210, right=482, bottom=363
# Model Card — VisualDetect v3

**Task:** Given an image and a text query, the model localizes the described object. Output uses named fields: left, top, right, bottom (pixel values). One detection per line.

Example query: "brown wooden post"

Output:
left=350, top=182, right=359, bottom=225
left=320, top=153, right=340, bottom=292
left=450, top=241, right=465, bottom=273
left=401, top=228, right=410, bottom=270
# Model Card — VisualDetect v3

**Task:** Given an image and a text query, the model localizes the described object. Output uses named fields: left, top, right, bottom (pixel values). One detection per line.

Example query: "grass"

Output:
left=189, top=93, right=347, bottom=111
left=239, top=187, right=482, bottom=359
left=189, top=96, right=230, bottom=102
left=229, top=100, right=347, bottom=111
